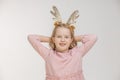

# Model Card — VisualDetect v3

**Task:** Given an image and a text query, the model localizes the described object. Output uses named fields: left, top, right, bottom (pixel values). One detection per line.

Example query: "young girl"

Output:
left=28, top=6, right=97, bottom=80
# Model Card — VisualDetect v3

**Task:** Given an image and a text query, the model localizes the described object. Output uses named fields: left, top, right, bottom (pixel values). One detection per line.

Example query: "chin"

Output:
left=59, top=49, right=68, bottom=52
left=56, top=46, right=69, bottom=52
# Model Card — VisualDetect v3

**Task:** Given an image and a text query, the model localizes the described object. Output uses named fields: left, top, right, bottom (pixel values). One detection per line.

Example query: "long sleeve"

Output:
left=78, top=34, right=97, bottom=57
left=27, top=35, right=50, bottom=60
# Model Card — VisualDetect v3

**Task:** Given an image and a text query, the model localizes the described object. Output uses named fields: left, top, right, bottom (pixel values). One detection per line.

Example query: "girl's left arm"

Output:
left=75, top=34, right=97, bottom=57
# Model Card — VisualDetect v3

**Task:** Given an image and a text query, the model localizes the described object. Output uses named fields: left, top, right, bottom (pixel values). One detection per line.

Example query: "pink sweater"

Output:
left=28, top=34, right=97, bottom=80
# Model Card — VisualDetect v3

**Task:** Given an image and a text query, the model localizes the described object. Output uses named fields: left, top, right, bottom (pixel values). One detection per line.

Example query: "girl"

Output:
left=28, top=6, right=97, bottom=80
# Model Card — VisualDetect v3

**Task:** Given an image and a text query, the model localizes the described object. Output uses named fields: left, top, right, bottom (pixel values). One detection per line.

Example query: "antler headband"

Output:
left=50, top=6, right=79, bottom=30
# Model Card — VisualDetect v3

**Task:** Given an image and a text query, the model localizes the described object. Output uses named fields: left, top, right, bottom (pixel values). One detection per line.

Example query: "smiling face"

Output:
left=52, top=27, right=73, bottom=53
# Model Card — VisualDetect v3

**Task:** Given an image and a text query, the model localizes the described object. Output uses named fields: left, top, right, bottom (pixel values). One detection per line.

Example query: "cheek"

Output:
left=68, top=38, right=73, bottom=43
left=66, top=40, right=72, bottom=45
left=54, top=39, right=60, bottom=44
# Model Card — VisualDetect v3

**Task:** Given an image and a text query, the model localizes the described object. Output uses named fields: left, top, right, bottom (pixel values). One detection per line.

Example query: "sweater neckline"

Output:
left=55, top=49, right=72, bottom=57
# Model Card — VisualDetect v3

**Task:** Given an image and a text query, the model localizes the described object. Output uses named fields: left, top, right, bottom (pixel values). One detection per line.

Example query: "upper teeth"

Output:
left=60, top=43, right=65, bottom=45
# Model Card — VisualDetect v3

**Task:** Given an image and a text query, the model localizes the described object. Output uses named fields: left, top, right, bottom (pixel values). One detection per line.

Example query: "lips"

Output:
left=59, top=43, right=66, bottom=46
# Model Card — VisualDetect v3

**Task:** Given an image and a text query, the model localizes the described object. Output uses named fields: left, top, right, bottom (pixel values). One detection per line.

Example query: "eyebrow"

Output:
left=55, top=34, right=71, bottom=36
left=55, top=35, right=72, bottom=38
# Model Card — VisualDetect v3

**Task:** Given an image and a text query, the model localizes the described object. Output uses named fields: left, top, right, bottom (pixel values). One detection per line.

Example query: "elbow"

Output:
left=27, top=35, right=32, bottom=40
left=27, top=34, right=35, bottom=41
left=91, top=34, right=98, bottom=42
left=27, top=34, right=40, bottom=41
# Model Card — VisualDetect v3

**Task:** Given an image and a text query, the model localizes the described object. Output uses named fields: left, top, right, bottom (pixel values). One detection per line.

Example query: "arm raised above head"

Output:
left=28, top=34, right=50, bottom=43
left=27, top=34, right=51, bottom=60
left=75, top=34, right=98, bottom=57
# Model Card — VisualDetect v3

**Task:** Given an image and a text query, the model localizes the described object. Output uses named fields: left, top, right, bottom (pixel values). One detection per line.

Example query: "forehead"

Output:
left=55, top=27, right=71, bottom=35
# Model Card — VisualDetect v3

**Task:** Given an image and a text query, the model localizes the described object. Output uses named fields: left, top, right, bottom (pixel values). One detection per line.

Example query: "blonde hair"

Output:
left=49, top=22, right=77, bottom=50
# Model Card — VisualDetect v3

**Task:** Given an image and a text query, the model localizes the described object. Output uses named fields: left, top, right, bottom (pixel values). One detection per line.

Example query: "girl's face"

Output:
left=52, top=27, right=73, bottom=53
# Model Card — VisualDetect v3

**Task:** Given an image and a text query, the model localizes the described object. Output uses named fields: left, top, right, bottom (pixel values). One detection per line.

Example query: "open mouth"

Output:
left=59, top=43, right=66, bottom=46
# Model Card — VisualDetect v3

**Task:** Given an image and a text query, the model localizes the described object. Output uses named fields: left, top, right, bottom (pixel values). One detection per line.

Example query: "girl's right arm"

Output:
left=27, top=34, right=50, bottom=60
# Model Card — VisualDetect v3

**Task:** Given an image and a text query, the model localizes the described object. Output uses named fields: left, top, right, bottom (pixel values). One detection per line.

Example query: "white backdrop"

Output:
left=0, top=0, right=120, bottom=80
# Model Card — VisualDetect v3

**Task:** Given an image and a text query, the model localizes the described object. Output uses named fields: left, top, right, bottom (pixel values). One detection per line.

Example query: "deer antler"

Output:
left=67, top=10, right=79, bottom=25
left=50, top=6, right=62, bottom=22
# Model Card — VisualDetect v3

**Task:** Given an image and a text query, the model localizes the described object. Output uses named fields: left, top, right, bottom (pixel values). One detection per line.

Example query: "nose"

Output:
left=61, top=37, right=65, bottom=42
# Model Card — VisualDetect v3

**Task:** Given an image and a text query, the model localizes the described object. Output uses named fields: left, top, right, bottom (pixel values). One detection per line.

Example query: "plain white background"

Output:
left=0, top=0, right=120, bottom=80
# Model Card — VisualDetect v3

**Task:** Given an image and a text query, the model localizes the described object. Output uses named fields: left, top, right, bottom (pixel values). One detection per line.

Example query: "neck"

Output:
left=55, top=49, right=69, bottom=53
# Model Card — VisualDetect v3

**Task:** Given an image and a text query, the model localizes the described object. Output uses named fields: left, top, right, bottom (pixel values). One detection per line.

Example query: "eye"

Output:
left=56, top=35, right=61, bottom=38
left=65, top=36, right=70, bottom=39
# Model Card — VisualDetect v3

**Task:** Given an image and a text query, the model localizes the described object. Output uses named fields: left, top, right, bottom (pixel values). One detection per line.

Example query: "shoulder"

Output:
left=69, top=46, right=83, bottom=57
left=71, top=46, right=80, bottom=50
left=70, top=46, right=81, bottom=53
